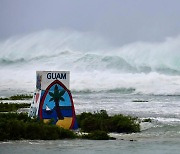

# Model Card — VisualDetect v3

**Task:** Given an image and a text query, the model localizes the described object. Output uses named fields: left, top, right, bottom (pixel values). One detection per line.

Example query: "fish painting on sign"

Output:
left=39, top=80, right=78, bottom=129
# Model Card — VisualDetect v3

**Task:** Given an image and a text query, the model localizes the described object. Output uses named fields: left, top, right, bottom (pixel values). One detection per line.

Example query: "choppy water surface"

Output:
left=1, top=139, right=180, bottom=154
left=1, top=93, right=180, bottom=154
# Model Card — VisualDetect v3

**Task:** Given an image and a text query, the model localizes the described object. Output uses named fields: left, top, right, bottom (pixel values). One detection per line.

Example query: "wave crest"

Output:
left=72, top=87, right=136, bottom=94
left=1, top=30, right=180, bottom=95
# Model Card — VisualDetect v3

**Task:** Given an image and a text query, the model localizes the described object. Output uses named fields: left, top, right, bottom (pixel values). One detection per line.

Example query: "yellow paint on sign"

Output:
left=43, top=117, right=73, bottom=129
left=56, top=117, right=73, bottom=129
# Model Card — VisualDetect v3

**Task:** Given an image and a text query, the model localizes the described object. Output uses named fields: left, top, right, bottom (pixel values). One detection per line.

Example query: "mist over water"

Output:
left=0, top=30, right=180, bottom=96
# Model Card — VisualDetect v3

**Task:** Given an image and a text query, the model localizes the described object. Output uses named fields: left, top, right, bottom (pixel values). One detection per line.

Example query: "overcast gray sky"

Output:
left=0, top=0, right=180, bottom=45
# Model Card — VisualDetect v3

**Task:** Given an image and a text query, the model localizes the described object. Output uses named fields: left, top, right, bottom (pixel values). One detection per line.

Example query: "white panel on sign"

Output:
left=36, top=71, right=70, bottom=90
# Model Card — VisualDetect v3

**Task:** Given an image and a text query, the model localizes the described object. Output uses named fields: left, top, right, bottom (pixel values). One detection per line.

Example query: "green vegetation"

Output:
left=77, top=110, right=140, bottom=133
left=0, top=102, right=30, bottom=112
left=132, top=100, right=148, bottom=102
left=0, top=113, right=76, bottom=141
left=142, top=118, right=152, bottom=122
left=0, top=103, right=140, bottom=141
left=81, top=130, right=114, bottom=140
left=0, top=94, right=33, bottom=100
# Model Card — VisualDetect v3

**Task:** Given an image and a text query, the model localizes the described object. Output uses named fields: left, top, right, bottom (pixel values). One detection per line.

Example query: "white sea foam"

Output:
left=0, top=30, right=180, bottom=96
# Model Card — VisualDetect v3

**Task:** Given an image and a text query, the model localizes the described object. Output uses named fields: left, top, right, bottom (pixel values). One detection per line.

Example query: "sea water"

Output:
left=1, top=93, right=180, bottom=154
left=0, top=30, right=180, bottom=153
left=1, top=139, right=180, bottom=154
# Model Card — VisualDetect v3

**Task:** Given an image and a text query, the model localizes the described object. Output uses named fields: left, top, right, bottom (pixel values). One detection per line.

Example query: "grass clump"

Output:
left=0, top=106, right=141, bottom=141
left=132, top=100, right=148, bottom=102
left=0, top=102, right=30, bottom=112
left=0, top=113, right=76, bottom=141
left=142, top=118, right=152, bottom=122
left=82, top=130, right=111, bottom=140
left=0, top=94, right=33, bottom=100
left=77, top=110, right=140, bottom=133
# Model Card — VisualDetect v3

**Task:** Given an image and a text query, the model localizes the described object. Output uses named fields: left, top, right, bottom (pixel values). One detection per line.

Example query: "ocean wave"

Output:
left=74, top=54, right=136, bottom=72
left=1, top=30, right=180, bottom=96
left=1, top=50, right=180, bottom=75
left=1, top=30, right=180, bottom=75
left=0, top=50, right=74, bottom=65
left=0, top=58, right=26, bottom=65
left=72, top=87, right=136, bottom=94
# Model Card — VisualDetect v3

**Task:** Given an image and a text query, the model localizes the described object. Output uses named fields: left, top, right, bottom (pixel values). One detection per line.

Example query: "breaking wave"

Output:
left=1, top=51, right=180, bottom=75
left=0, top=29, right=180, bottom=96
left=72, top=87, right=136, bottom=94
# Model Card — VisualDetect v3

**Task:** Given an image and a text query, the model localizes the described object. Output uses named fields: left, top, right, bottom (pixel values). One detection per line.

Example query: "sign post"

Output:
left=29, top=71, right=78, bottom=130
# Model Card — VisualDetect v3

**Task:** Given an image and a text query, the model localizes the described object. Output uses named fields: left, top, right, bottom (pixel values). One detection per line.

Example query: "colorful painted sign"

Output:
left=29, top=71, right=78, bottom=130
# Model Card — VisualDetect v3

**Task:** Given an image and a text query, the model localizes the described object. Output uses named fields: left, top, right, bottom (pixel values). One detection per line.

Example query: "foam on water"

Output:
left=0, top=29, right=180, bottom=96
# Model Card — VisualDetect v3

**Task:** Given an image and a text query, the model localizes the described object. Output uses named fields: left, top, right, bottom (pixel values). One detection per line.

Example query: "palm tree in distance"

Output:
left=49, top=85, right=65, bottom=120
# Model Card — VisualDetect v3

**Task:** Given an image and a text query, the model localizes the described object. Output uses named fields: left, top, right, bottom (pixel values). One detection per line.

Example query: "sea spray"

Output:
left=0, top=30, right=180, bottom=96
